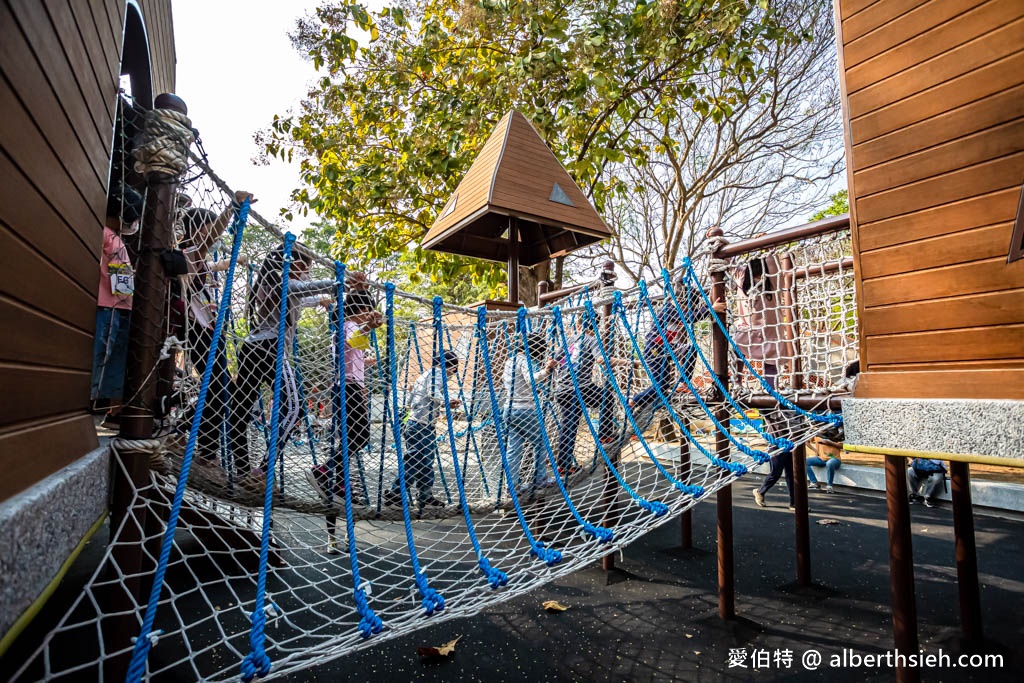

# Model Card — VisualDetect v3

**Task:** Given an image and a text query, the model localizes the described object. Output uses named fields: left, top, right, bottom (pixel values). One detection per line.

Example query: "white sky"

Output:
left=171, top=0, right=325, bottom=229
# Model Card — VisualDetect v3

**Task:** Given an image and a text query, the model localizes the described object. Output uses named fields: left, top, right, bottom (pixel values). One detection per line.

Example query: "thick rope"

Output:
left=124, top=199, right=250, bottom=683
left=133, top=108, right=195, bottom=177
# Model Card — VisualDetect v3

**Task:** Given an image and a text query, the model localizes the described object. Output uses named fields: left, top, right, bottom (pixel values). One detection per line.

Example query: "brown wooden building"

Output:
left=837, top=0, right=1024, bottom=400
left=0, top=0, right=175, bottom=503
left=0, top=0, right=176, bottom=643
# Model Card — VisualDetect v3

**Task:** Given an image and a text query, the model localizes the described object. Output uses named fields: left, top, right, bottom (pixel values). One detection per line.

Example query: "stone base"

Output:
left=841, top=398, right=1024, bottom=460
left=0, top=447, right=110, bottom=639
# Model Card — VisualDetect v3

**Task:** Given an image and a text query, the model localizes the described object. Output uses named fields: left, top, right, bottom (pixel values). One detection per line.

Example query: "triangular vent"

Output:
left=549, top=182, right=574, bottom=206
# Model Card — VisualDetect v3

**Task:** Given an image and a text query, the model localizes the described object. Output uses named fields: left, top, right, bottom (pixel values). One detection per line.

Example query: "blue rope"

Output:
left=443, top=323, right=491, bottom=497
left=432, top=297, right=508, bottom=588
left=681, top=258, right=842, bottom=427
left=551, top=307, right=671, bottom=516
left=333, top=262, right=384, bottom=638
left=240, top=232, right=299, bottom=682
left=515, top=308, right=613, bottom=543
left=385, top=284, right=445, bottom=615
left=579, top=298, right=713, bottom=490
left=476, top=307, right=561, bottom=566
left=612, top=290, right=754, bottom=473
left=635, top=281, right=770, bottom=463
left=659, top=269, right=792, bottom=451
left=124, top=199, right=251, bottom=683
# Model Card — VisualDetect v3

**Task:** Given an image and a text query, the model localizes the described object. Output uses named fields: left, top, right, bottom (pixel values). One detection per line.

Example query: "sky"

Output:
left=171, top=0, right=326, bottom=229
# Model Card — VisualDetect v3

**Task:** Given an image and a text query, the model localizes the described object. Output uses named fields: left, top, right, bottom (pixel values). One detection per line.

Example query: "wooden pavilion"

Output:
left=422, top=110, right=613, bottom=304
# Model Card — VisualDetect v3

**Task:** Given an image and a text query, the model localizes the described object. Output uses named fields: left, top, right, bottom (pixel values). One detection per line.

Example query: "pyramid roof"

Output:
left=422, top=111, right=613, bottom=266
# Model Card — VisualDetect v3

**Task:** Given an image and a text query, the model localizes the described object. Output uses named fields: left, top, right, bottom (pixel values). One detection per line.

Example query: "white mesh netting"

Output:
left=14, top=100, right=855, bottom=682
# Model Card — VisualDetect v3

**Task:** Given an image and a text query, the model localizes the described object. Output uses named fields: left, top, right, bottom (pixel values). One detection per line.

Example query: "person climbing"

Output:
left=229, top=243, right=340, bottom=489
left=629, top=276, right=711, bottom=422
left=171, top=192, right=255, bottom=484
left=91, top=182, right=144, bottom=430
left=502, top=331, right=558, bottom=495
left=382, top=350, right=462, bottom=510
left=732, top=253, right=786, bottom=390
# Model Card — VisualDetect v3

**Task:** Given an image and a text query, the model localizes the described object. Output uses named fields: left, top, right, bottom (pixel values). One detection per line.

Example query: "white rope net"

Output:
left=15, top=100, right=855, bottom=682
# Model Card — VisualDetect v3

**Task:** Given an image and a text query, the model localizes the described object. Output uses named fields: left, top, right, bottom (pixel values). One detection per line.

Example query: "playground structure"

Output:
left=0, top=2, right=1021, bottom=683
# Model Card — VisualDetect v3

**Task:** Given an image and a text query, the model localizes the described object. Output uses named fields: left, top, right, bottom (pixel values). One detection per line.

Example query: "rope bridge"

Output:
left=15, top=130, right=855, bottom=682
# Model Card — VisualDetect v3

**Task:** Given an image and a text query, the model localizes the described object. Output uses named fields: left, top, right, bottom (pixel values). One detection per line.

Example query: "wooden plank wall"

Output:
left=0, top=0, right=175, bottom=502
left=836, top=0, right=1024, bottom=399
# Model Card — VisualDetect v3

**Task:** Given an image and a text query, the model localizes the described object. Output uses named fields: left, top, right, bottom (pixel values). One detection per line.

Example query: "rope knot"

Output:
left=583, top=523, right=615, bottom=544
left=531, top=543, right=563, bottom=566
left=639, top=500, right=669, bottom=517
left=240, top=650, right=272, bottom=682
left=476, top=306, right=488, bottom=330
left=385, top=281, right=396, bottom=294
left=478, top=557, right=509, bottom=588
left=432, top=295, right=443, bottom=317
left=637, top=279, right=649, bottom=297
left=334, top=260, right=346, bottom=281
left=353, top=588, right=384, bottom=637
left=420, top=588, right=446, bottom=615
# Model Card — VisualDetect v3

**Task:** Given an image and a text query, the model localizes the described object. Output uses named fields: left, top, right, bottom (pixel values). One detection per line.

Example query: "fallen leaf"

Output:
left=542, top=600, right=569, bottom=612
left=816, top=518, right=840, bottom=526
left=417, top=636, right=462, bottom=660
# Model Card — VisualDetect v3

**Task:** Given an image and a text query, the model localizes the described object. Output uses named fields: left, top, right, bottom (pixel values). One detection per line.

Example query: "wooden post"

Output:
left=708, top=228, right=735, bottom=619
left=949, top=460, right=984, bottom=645
left=599, top=263, right=618, bottom=571
left=679, top=426, right=692, bottom=550
left=780, top=254, right=811, bottom=586
left=507, top=217, right=520, bottom=305
left=104, top=173, right=179, bottom=680
left=537, top=280, right=550, bottom=302
left=885, top=454, right=920, bottom=683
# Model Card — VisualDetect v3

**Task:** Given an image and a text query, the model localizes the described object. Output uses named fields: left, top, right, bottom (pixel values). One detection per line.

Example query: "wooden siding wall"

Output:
left=0, top=0, right=175, bottom=502
left=836, top=0, right=1024, bottom=400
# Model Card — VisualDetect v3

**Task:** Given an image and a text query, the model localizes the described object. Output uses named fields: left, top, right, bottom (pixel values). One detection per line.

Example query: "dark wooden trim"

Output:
left=717, top=214, right=850, bottom=257
left=1007, top=181, right=1024, bottom=262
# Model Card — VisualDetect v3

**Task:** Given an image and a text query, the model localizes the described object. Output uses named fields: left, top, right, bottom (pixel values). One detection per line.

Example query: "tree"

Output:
left=809, top=189, right=849, bottom=221
left=576, top=0, right=844, bottom=284
left=264, top=0, right=806, bottom=303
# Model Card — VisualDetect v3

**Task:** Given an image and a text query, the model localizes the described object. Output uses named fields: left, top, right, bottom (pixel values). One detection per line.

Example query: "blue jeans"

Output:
left=391, top=420, right=437, bottom=502
left=505, top=408, right=551, bottom=492
left=806, top=456, right=840, bottom=486
left=91, top=307, right=131, bottom=400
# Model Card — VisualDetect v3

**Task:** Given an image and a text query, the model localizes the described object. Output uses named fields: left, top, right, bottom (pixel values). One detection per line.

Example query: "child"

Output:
left=229, top=243, right=337, bottom=484
left=502, top=331, right=557, bottom=494
left=382, top=350, right=461, bottom=509
left=92, top=183, right=144, bottom=429
left=306, top=288, right=383, bottom=506
left=907, top=458, right=946, bottom=508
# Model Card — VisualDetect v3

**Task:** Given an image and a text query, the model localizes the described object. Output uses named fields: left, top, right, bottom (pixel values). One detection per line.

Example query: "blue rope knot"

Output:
left=352, top=588, right=383, bottom=638
left=531, top=542, right=563, bottom=566
left=639, top=499, right=669, bottom=517
left=675, top=482, right=706, bottom=497
left=478, top=557, right=509, bottom=588
left=240, top=649, right=272, bottom=682
left=778, top=438, right=795, bottom=452
left=637, top=279, right=649, bottom=297
left=727, top=462, right=748, bottom=475
left=583, top=523, right=614, bottom=544
left=515, top=305, right=528, bottom=332
left=420, top=586, right=446, bottom=615
left=335, top=260, right=346, bottom=280
left=476, top=305, right=488, bottom=330
left=612, top=289, right=624, bottom=312
left=385, top=281, right=396, bottom=295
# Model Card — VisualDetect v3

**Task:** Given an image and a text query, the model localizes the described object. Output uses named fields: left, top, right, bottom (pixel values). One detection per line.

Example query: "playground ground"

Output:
left=3, top=481, right=1022, bottom=682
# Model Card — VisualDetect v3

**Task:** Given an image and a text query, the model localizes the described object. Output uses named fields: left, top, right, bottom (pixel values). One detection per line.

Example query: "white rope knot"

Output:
left=110, top=437, right=164, bottom=456
left=134, top=108, right=195, bottom=177
left=131, top=629, right=164, bottom=647
left=159, top=336, right=185, bottom=361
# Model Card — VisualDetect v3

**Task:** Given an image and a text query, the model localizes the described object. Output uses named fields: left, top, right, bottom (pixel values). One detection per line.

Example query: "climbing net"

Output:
left=15, top=109, right=853, bottom=682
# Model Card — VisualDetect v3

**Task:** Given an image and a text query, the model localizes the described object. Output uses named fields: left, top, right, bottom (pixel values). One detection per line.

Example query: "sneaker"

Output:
left=908, top=493, right=921, bottom=504
left=382, top=489, right=402, bottom=507
left=420, top=495, right=445, bottom=508
left=752, top=489, right=766, bottom=507
left=809, top=481, right=822, bottom=490
left=788, top=503, right=796, bottom=511
left=825, top=485, right=835, bottom=494
left=924, top=497, right=936, bottom=508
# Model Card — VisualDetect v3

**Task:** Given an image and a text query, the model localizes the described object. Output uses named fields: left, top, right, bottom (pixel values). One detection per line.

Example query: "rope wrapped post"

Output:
left=597, top=262, right=618, bottom=572
left=781, top=253, right=812, bottom=586
left=707, top=227, right=736, bottom=620
left=107, top=94, right=193, bottom=682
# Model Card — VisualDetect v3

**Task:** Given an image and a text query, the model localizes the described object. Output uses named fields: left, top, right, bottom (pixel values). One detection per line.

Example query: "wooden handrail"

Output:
left=537, top=260, right=615, bottom=305
left=718, top=213, right=850, bottom=258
